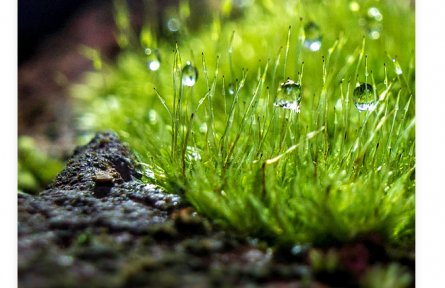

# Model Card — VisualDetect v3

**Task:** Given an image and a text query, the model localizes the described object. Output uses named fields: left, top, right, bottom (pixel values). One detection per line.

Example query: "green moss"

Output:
left=361, top=263, right=413, bottom=288
left=18, top=136, right=64, bottom=194
left=71, top=0, right=415, bottom=247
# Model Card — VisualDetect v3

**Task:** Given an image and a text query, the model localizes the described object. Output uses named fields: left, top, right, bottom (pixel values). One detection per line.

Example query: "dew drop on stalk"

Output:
left=273, top=78, right=301, bottom=113
left=392, top=58, right=403, bottom=75
left=227, top=83, right=235, bottom=95
left=335, top=98, right=343, bottom=111
left=353, top=83, right=376, bottom=112
left=199, top=122, right=208, bottom=134
left=182, top=61, right=198, bottom=87
left=186, top=146, right=201, bottom=161
left=148, top=109, right=158, bottom=124
left=303, top=22, right=322, bottom=52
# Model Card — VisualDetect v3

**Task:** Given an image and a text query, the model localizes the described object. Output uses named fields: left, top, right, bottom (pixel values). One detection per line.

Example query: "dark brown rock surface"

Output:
left=18, top=132, right=325, bottom=288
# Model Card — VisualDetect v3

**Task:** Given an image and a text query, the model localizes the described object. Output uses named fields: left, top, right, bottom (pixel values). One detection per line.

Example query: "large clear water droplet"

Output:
left=303, top=22, right=322, bottom=52
left=353, top=83, right=376, bottom=112
left=182, top=62, right=198, bottom=87
left=145, top=48, right=161, bottom=71
left=273, top=78, right=301, bottom=113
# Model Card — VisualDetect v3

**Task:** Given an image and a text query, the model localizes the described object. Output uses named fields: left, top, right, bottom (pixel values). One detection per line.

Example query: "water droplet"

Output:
left=199, top=122, right=208, bottom=134
left=228, top=83, right=235, bottom=95
left=335, top=98, right=343, bottom=111
left=274, top=78, right=301, bottom=113
left=148, top=109, right=157, bottom=124
left=303, top=22, right=322, bottom=52
left=353, top=83, right=376, bottom=112
left=369, top=31, right=380, bottom=40
left=182, top=62, right=198, bottom=87
left=191, top=151, right=201, bottom=161
left=360, top=7, right=383, bottom=39
left=349, top=1, right=360, bottom=12
left=167, top=18, right=180, bottom=32
left=149, top=60, right=160, bottom=71
left=185, top=146, right=201, bottom=161
left=368, top=7, right=382, bottom=20
left=145, top=48, right=161, bottom=71
left=145, top=169, right=155, bottom=179
left=392, top=58, right=403, bottom=75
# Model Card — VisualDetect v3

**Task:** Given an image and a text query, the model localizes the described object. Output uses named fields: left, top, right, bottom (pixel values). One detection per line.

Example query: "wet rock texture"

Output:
left=18, top=132, right=414, bottom=288
left=18, top=132, right=324, bottom=288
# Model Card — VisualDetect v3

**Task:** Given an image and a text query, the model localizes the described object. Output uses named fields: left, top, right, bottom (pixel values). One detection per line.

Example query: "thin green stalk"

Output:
left=181, top=90, right=210, bottom=175
left=353, top=36, right=366, bottom=88
left=271, top=47, right=283, bottom=98
left=224, top=69, right=265, bottom=168
left=228, top=31, right=235, bottom=85
left=294, top=18, right=304, bottom=78
left=283, top=26, right=291, bottom=81
left=220, top=72, right=248, bottom=160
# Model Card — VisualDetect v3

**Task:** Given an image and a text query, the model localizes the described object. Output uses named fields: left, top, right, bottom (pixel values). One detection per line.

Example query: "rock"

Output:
left=17, top=131, right=327, bottom=288
left=44, top=132, right=141, bottom=196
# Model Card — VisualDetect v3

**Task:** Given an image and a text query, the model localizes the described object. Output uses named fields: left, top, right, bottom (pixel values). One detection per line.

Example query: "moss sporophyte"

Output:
left=72, top=0, right=415, bottom=247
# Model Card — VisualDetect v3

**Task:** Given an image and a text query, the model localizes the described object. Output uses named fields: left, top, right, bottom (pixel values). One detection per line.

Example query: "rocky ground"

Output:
left=17, top=132, right=415, bottom=288
left=17, top=132, right=315, bottom=288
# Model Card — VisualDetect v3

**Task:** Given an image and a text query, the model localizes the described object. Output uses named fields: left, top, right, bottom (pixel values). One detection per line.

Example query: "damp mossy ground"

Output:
left=70, top=0, right=415, bottom=248
left=18, top=131, right=414, bottom=288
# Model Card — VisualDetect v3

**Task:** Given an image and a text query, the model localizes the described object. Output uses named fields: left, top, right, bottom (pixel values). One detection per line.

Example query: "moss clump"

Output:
left=18, top=136, right=64, bottom=194
left=71, top=0, right=415, bottom=248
